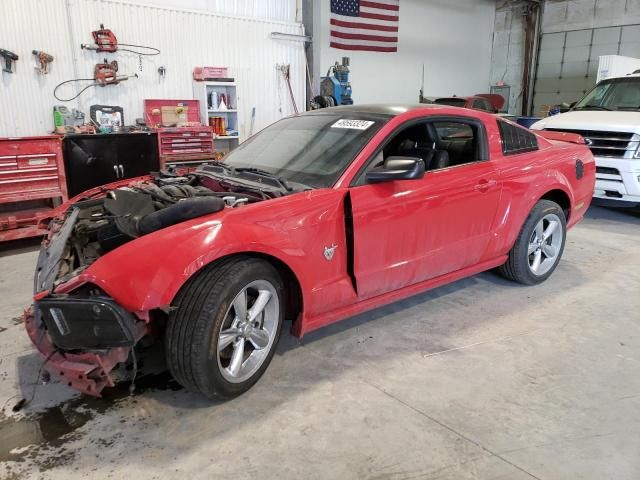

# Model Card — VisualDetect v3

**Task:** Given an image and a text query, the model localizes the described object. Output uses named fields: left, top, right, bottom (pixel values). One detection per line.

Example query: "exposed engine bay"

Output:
left=35, top=165, right=294, bottom=293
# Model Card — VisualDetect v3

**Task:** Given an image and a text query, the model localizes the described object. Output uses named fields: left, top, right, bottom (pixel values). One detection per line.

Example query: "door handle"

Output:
left=474, top=179, right=497, bottom=192
left=113, top=165, right=120, bottom=178
left=119, top=164, right=124, bottom=178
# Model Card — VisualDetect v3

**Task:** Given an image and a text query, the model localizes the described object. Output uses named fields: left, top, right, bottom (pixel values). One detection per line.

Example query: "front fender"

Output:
left=57, top=188, right=349, bottom=321
left=75, top=219, right=310, bottom=314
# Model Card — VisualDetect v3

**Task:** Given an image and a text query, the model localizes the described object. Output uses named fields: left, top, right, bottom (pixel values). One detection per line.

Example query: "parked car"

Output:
left=531, top=73, right=640, bottom=209
left=26, top=105, right=595, bottom=400
left=432, top=94, right=505, bottom=113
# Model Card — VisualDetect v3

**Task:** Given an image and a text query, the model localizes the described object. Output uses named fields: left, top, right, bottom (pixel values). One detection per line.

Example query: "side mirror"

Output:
left=366, top=156, right=425, bottom=184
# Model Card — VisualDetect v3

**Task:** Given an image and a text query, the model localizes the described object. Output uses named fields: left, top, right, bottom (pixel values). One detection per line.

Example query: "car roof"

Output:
left=303, top=104, right=454, bottom=117
left=435, top=96, right=475, bottom=102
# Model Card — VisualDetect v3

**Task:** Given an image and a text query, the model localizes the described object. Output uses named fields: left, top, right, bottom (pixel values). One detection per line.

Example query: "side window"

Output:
left=380, top=123, right=430, bottom=161
left=474, top=99, right=494, bottom=112
left=472, top=99, right=486, bottom=111
left=354, top=117, right=489, bottom=186
left=355, top=122, right=432, bottom=185
left=497, top=119, right=538, bottom=155
left=434, top=122, right=473, bottom=139
left=431, top=121, right=480, bottom=168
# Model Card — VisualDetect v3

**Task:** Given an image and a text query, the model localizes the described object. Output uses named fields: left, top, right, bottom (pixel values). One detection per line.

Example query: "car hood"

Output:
left=34, top=170, right=300, bottom=295
left=531, top=110, right=640, bottom=133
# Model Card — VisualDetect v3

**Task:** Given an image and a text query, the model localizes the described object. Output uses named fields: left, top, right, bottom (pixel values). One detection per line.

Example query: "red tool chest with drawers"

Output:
left=157, top=126, right=215, bottom=169
left=144, top=99, right=216, bottom=172
left=0, top=136, right=67, bottom=241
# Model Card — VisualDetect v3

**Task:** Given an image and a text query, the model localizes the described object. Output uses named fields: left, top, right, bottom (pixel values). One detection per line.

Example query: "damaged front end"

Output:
left=25, top=281, right=146, bottom=395
left=26, top=167, right=281, bottom=396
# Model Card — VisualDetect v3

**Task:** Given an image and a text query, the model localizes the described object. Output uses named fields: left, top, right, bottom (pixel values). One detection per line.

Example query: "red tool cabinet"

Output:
left=144, top=99, right=216, bottom=172
left=0, top=136, right=67, bottom=241
left=158, top=126, right=215, bottom=170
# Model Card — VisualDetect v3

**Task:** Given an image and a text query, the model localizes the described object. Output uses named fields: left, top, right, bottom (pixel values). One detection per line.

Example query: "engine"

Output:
left=49, top=172, right=263, bottom=284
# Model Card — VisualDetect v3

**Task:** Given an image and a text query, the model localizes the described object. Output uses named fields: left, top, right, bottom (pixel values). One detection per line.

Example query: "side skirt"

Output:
left=293, top=255, right=508, bottom=337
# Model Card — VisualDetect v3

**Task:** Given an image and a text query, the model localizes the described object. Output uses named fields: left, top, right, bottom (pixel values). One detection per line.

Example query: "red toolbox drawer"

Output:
left=0, top=137, right=60, bottom=157
left=144, top=99, right=215, bottom=169
left=0, top=136, right=67, bottom=241
left=156, top=127, right=215, bottom=166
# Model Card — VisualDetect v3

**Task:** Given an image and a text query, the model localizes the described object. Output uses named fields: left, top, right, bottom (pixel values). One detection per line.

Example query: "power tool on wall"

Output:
left=52, top=24, right=156, bottom=102
left=0, top=49, right=19, bottom=73
left=53, top=59, right=138, bottom=102
left=81, top=24, right=160, bottom=56
left=33, top=50, right=54, bottom=74
left=315, top=57, right=353, bottom=108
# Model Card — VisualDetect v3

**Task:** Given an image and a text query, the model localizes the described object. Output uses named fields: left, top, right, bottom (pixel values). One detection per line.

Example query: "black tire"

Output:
left=312, top=95, right=327, bottom=108
left=498, top=200, right=567, bottom=285
left=165, top=256, right=284, bottom=400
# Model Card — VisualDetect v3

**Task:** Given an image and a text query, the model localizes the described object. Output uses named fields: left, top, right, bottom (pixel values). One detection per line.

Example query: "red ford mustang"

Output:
left=26, top=105, right=595, bottom=400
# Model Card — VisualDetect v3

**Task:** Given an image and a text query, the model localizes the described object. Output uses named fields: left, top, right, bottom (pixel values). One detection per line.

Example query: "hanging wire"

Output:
left=53, top=78, right=98, bottom=102
left=117, top=43, right=161, bottom=56
left=12, top=349, right=57, bottom=412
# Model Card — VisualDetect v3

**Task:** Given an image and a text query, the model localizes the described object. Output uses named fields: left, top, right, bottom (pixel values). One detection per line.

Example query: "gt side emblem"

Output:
left=324, top=244, right=337, bottom=261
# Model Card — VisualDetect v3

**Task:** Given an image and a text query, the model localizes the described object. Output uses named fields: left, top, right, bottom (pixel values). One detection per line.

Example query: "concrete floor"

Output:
left=0, top=205, right=639, bottom=480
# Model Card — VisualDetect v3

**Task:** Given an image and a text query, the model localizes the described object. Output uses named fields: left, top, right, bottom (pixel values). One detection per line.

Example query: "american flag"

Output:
left=330, top=0, right=399, bottom=53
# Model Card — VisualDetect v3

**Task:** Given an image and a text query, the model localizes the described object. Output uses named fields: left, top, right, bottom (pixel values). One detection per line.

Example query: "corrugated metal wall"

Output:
left=130, top=0, right=299, bottom=23
left=0, top=0, right=305, bottom=138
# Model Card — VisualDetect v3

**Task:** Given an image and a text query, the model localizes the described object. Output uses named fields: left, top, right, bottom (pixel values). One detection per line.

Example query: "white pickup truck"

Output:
left=531, top=74, right=640, bottom=208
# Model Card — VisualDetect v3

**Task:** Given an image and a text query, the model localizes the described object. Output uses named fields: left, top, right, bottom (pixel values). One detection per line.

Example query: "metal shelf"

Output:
left=194, top=80, right=241, bottom=151
left=201, top=81, right=236, bottom=86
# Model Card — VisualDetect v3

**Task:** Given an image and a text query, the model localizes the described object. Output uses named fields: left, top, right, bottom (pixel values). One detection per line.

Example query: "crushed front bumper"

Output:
left=24, top=297, right=145, bottom=397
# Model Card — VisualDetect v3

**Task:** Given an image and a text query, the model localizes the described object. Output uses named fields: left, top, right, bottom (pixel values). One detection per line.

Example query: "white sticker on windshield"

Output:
left=331, top=119, right=375, bottom=130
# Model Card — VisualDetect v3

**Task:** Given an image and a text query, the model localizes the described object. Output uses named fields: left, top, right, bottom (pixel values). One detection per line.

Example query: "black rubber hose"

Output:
left=53, top=78, right=97, bottom=102
left=137, top=197, right=225, bottom=235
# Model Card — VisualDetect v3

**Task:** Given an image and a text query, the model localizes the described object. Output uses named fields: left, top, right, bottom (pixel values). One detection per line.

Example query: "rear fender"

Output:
left=488, top=169, right=575, bottom=258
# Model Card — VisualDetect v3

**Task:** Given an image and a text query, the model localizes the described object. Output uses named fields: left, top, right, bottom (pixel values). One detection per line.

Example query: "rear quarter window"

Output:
left=497, top=120, right=539, bottom=155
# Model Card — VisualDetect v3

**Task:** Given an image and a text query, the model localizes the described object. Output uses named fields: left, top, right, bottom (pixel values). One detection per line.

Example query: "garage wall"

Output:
left=127, top=0, right=299, bottom=22
left=0, top=0, right=305, bottom=138
left=542, top=0, right=640, bottom=33
left=490, top=4, right=525, bottom=115
left=491, top=0, right=640, bottom=115
left=533, top=24, right=640, bottom=115
left=533, top=0, right=640, bottom=115
left=312, top=0, right=496, bottom=104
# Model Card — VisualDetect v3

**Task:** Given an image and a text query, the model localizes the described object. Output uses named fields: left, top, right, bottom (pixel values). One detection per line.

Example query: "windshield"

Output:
left=222, top=113, right=387, bottom=188
left=434, top=98, right=467, bottom=108
left=574, top=77, right=640, bottom=111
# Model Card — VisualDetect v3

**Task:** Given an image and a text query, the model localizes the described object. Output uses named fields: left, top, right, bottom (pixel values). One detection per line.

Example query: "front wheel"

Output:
left=166, top=257, right=284, bottom=400
left=499, top=200, right=567, bottom=285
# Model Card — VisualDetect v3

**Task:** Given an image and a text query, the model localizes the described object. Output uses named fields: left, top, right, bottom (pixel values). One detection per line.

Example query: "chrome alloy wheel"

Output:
left=216, top=280, right=279, bottom=383
left=527, top=213, right=563, bottom=276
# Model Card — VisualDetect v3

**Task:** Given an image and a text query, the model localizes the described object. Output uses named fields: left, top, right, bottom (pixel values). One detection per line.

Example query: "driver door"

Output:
left=348, top=117, right=501, bottom=300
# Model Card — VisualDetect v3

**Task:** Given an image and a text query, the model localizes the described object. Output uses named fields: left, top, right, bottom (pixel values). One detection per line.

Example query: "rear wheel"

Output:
left=499, top=200, right=566, bottom=285
left=166, top=257, right=284, bottom=400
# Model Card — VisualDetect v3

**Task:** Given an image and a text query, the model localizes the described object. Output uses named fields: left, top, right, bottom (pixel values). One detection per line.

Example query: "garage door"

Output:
left=533, top=24, right=640, bottom=115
